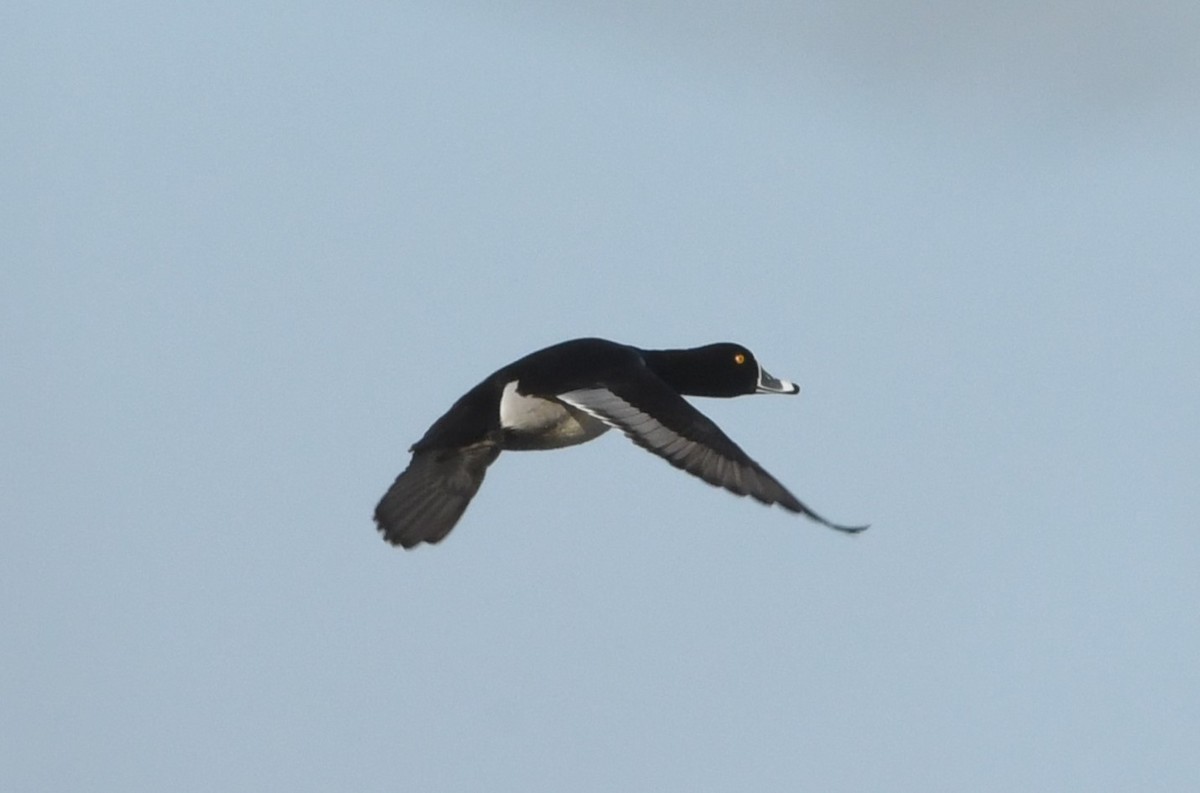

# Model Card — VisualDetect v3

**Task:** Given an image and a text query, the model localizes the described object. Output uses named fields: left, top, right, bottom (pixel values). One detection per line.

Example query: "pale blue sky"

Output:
left=4, top=3, right=1199, bottom=791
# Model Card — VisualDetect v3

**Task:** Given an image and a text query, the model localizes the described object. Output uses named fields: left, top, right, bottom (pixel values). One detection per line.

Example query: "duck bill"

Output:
left=756, top=367, right=800, bottom=395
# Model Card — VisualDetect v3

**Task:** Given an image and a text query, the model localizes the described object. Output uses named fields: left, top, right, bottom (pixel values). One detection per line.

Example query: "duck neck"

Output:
left=641, top=347, right=727, bottom=397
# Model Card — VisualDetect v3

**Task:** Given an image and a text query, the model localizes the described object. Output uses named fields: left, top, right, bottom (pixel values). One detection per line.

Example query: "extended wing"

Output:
left=559, top=378, right=866, bottom=533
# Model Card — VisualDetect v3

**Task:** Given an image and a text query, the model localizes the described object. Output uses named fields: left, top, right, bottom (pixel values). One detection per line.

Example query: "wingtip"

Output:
left=809, top=513, right=871, bottom=534
left=374, top=495, right=460, bottom=550
left=788, top=499, right=870, bottom=535
left=374, top=516, right=425, bottom=549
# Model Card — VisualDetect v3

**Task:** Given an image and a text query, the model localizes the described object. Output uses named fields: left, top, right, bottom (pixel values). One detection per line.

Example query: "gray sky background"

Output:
left=4, top=3, right=1198, bottom=791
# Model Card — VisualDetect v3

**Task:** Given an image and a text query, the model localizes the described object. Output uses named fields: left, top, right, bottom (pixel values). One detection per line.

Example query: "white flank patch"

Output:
left=500, top=380, right=561, bottom=432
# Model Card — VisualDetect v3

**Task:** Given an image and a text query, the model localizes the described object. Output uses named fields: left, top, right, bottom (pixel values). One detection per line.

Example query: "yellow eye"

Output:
left=734, top=353, right=746, bottom=365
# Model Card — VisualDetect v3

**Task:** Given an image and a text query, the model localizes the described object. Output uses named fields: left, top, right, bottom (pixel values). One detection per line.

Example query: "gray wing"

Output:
left=559, top=383, right=867, bottom=533
left=374, top=442, right=501, bottom=548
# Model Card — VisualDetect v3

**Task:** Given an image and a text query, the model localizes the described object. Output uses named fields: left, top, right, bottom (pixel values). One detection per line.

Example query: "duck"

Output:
left=374, top=337, right=867, bottom=548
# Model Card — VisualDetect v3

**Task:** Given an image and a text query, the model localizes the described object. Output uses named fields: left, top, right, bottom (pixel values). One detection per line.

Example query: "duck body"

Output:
left=412, top=338, right=629, bottom=454
left=375, top=337, right=866, bottom=548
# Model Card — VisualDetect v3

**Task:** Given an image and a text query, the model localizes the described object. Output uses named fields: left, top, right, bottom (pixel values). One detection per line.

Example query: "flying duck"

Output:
left=375, top=337, right=867, bottom=547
